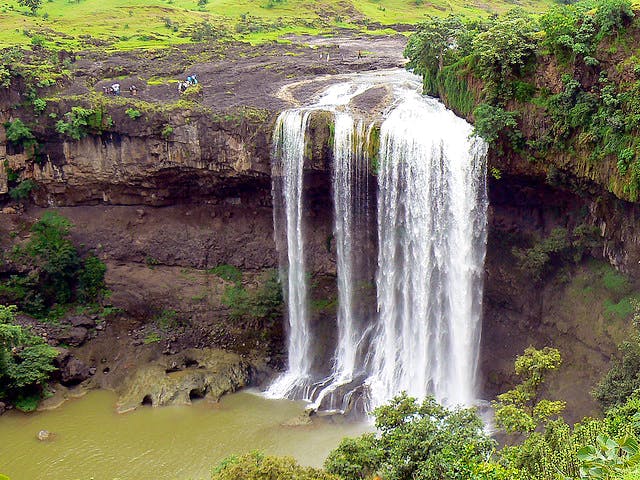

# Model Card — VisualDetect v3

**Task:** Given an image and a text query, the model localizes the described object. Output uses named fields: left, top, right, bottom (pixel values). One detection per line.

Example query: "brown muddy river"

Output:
left=0, top=389, right=370, bottom=480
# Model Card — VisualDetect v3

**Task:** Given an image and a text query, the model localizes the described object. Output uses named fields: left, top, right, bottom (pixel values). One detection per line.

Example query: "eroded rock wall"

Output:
left=2, top=79, right=640, bottom=418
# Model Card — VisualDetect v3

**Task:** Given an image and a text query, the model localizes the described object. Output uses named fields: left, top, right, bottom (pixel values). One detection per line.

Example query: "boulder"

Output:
left=0, top=401, right=5, bottom=415
left=55, top=349, right=92, bottom=386
left=60, top=357, right=92, bottom=385
left=68, top=315, right=97, bottom=328
left=37, top=430, right=52, bottom=441
left=60, top=327, right=88, bottom=347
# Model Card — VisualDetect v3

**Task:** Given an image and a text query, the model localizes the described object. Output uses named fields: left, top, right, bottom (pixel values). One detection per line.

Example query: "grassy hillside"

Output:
left=0, top=0, right=555, bottom=51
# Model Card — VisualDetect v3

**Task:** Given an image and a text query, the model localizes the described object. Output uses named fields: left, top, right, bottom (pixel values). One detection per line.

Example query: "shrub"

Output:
left=9, top=179, right=36, bottom=201
left=143, top=332, right=161, bottom=344
left=55, top=106, right=112, bottom=140
left=209, top=264, right=242, bottom=284
left=32, top=98, right=46, bottom=114
left=190, top=21, right=226, bottom=41
left=512, top=228, right=571, bottom=280
left=221, top=270, right=282, bottom=323
left=0, top=212, right=106, bottom=317
left=4, top=119, right=35, bottom=147
left=77, top=255, right=107, bottom=302
left=14, top=393, right=40, bottom=412
left=17, top=0, right=41, bottom=15
left=125, top=108, right=141, bottom=120
left=161, top=124, right=173, bottom=139
left=0, top=304, right=58, bottom=407
left=473, top=104, right=520, bottom=144
left=212, top=452, right=338, bottom=480
left=155, top=308, right=180, bottom=331
left=594, top=301, right=640, bottom=409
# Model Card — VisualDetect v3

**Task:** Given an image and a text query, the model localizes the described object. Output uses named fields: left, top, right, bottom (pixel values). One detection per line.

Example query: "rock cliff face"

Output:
left=481, top=171, right=640, bottom=420
left=2, top=36, right=639, bottom=417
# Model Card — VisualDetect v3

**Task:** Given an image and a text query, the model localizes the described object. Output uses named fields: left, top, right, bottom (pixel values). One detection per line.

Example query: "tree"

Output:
left=493, top=346, right=566, bottom=434
left=17, top=0, right=42, bottom=15
left=326, top=393, right=499, bottom=480
left=324, top=434, right=382, bottom=480
left=20, top=211, right=80, bottom=306
left=471, top=9, right=539, bottom=94
left=0, top=304, right=58, bottom=407
left=404, top=15, right=467, bottom=81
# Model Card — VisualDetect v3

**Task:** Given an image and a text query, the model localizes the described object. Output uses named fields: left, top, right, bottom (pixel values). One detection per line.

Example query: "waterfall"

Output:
left=266, top=70, right=488, bottom=413
left=265, top=109, right=313, bottom=399
left=307, top=115, right=375, bottom=413
left=366, top=89, right=488, bottom=409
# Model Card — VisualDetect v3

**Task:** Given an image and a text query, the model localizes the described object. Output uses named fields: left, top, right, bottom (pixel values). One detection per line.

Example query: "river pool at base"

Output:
left=0, top=389, right=371, bottom=480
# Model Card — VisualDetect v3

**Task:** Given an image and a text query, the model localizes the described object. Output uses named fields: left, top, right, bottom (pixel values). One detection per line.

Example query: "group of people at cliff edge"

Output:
left=178, top=74, right=198, bottom=93
left=103, top=83, right=137, bottom=96
left=101, top=74, right=198, bottom=97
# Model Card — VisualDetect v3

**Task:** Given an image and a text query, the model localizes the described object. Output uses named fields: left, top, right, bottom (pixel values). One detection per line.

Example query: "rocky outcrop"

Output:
left=480, top=173, right=640, bottom=420
left=55, top=349, right=92, bottom=386
left=116, top=348, right=265, bottom=413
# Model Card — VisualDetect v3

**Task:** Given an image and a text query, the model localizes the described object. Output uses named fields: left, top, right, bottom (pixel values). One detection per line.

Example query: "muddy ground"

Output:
left=65, top=33, right=408, bottom=112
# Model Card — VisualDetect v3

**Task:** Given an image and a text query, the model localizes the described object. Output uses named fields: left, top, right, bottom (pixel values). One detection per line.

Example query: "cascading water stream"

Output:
left=366, top=88, right=488, bottom=410
left=265, top=109, right=313, bottom=399
left=267, top=70, right=487, bottom=413
left=266, top=82, right=372, bottom=401
left=307, top=115, right=376, bottom=413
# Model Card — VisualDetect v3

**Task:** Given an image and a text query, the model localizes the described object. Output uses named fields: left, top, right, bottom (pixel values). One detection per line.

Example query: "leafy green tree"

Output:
left=471, top=9, right=538, bottom=96
left=20, top=211, right=80, bottom=306
left=1, top=212, right=107, bottom=317
left=493, top=346, right=566, bottom=434
left=324, top=433, right=382, bottom=480
left=77, top=254, right=107, bottom=302
left=211, top=451, right=338, bottom=480
left=405, top=15, right=467, bottom=82
left=326, top=393, right=498, bottom=480
left=0, top=305, right=58, bottom=407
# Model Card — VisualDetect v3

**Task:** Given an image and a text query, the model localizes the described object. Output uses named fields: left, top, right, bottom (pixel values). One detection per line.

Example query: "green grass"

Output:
left=207, top=264, right=243, bottom=284
left=143, top=331, right=162, bottom=344
left=604, top=295, right=639, bottom=320
left=0, top=0, right=555, bottom=51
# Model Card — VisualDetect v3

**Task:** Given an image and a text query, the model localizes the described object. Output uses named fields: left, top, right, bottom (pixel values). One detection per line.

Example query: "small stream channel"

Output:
left=0, top=389, right=370, bottom=480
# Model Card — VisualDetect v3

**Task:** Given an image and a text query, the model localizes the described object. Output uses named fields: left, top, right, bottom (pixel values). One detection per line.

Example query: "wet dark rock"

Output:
left=68, top=315, right=97, bottom=328
left=55, top=349, right=92, bottom=386
left=60, top=327, right=88, bottom=347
